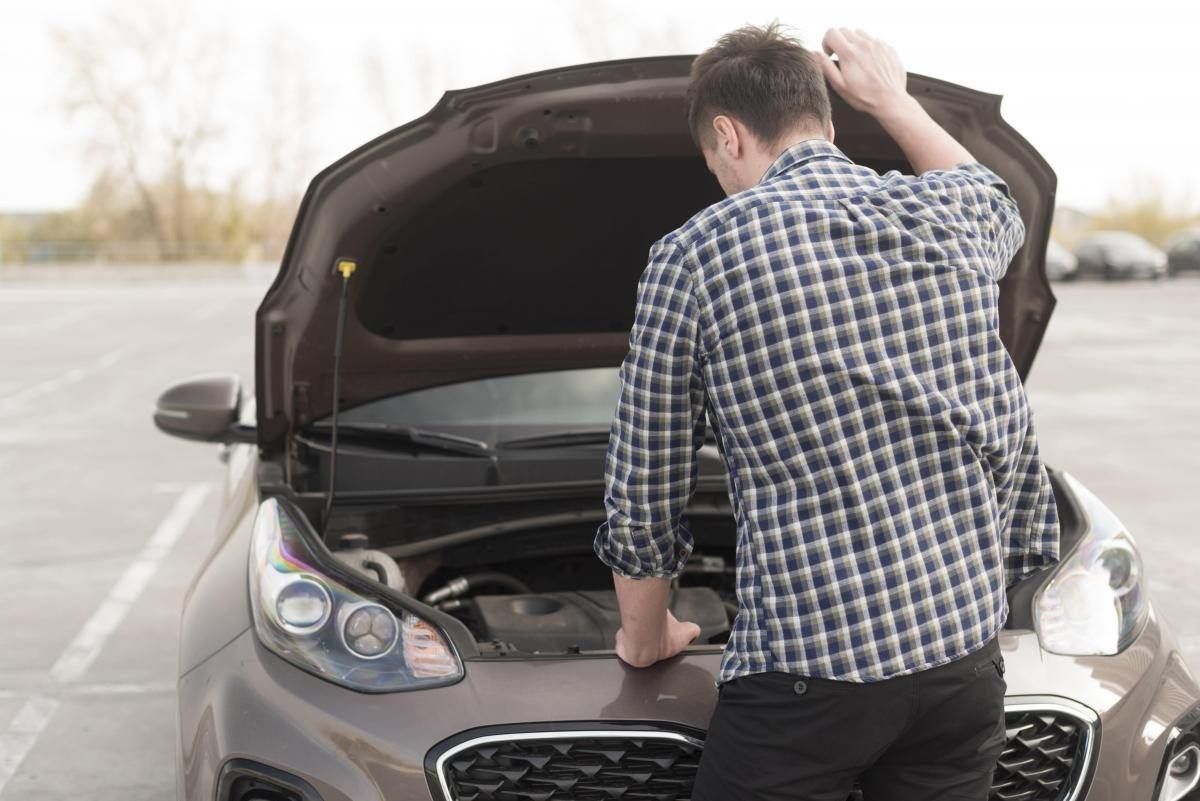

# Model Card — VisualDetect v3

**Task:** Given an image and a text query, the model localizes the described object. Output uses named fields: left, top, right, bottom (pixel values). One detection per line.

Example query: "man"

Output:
left=592, top=23, right=1061, bottom=801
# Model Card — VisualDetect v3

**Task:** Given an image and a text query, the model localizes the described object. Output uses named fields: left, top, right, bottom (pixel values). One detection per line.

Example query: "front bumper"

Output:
left=178, top=602, right=1200, bottom=801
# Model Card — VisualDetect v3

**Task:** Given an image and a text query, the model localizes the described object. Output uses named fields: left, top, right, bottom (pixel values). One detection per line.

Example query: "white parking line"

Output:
left=0, top=484, right=210, bottom=794
left=0, top=697, right=59, bottom=792
left=49, top=484, right=211, bottom=684
left=0, top=348, right=129, bottom=415
left=0, top=309, right=86, bottom=337
left=0, top=682, right=175, bottom=701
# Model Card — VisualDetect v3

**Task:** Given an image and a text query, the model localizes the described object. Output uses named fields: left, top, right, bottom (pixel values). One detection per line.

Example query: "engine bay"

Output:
left=325, top=513, right=740, bottom=654
left=453, top=586, right=728, bottom=653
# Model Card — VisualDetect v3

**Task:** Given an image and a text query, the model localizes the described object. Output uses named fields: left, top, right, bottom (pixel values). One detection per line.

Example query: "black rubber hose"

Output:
left=464, top=571, right=532, bottom=594
left=435, top=599, right=471, bottom=612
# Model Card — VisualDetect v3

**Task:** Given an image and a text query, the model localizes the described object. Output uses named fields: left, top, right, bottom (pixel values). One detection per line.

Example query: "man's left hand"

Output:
left=615, top=609, right=702, bottom=668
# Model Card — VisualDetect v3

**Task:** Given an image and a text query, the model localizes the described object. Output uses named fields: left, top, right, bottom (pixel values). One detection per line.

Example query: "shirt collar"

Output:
left=759, top=138, right=851, bottom=183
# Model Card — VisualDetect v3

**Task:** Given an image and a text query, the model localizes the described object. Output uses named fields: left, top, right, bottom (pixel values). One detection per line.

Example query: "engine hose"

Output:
left=422, top=571, right=533, bottom=605
left=436, top=599, right=471, bottom=612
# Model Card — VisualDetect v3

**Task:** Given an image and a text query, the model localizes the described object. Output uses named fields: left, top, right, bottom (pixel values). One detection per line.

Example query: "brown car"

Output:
left=155, top=57, right=1200, bottom=801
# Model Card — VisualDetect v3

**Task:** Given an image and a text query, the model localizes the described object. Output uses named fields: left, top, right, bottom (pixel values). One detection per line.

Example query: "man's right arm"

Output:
left=814, top=27, right=1025, bottom=278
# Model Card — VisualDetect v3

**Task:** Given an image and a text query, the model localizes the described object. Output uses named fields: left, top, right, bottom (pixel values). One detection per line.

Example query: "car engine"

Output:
left=331, top=529, right=738, bottom=654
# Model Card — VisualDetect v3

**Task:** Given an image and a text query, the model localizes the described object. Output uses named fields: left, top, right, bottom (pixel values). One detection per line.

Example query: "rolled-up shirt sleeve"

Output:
left=593, top=237, right=708, bottom=580
left=999, top=415, right=1061, bottom=588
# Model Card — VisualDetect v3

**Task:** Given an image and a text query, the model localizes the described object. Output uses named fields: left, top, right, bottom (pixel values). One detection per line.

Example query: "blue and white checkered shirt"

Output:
left=593, top=138, right=1060, bottom=684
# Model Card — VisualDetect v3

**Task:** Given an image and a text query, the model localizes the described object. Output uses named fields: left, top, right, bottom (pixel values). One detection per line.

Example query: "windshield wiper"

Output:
left=497, top=430, right=612, bottom=450
left=498, top=427, right=720, bottom=450
left=306, top=422, right=495, bottom=457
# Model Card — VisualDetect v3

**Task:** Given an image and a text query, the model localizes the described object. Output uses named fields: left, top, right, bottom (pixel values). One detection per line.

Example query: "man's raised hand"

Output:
left=813, top=28, right=912, bottom=120
left=813, top=26, right=974, bottom=173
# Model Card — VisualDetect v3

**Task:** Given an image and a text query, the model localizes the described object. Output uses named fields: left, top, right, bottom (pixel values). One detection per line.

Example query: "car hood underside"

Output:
left=255, top=56, right=1056, bottom=454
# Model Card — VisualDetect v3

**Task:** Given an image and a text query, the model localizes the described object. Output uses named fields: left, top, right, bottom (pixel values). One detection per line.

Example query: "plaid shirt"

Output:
left=593, top=138, right=1060, bottom=684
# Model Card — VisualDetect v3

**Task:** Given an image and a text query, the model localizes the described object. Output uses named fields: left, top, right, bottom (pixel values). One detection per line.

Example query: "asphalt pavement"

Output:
left=0, top=267, right=1197, bottom=800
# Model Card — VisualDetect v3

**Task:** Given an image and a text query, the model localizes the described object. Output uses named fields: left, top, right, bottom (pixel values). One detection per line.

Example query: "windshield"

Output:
left=333, top=368, right=623, bottom=436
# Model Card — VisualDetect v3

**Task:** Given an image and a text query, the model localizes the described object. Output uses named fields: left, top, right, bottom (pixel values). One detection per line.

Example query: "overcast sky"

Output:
left=4, top=0, right=1198, bottom=213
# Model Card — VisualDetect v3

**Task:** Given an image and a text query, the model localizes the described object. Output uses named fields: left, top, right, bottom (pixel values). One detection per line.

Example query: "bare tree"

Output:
left=52, top=3, right=229, bottom=259
left=362, top=40, right=458, bottom=132
left=361, top=3, right=687, bottom=136
left=363, top=45, right=401, bottom=126
left=253, top=35, right=319, bottom=259
left=567, top=2, right=689, bottom=62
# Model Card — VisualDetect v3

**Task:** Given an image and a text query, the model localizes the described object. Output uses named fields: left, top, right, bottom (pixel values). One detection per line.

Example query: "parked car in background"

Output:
left=1046, top=238, right=1078, bottom=281
left=1075, top=230, right=1168, bottom=280
left=154, top=59, right=1200, bottom=801
left=1166, top=228, right=1200, bottom=275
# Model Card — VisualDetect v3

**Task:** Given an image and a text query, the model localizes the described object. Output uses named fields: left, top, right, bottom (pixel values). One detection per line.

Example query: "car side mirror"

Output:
left=153, top=374, right=256, bottom=444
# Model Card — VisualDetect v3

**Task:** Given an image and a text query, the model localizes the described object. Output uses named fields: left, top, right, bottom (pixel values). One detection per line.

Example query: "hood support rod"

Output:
left=322, top=258, right=358, bottom=534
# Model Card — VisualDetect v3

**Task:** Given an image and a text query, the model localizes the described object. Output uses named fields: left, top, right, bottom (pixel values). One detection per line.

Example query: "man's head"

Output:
left=687, top=22, right=834, bottom=195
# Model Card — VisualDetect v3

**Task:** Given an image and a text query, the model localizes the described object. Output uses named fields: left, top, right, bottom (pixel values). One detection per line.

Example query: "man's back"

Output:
left=596, top=137, right=1060, bottom=684
left=595, top=25, right=1062, bottom=799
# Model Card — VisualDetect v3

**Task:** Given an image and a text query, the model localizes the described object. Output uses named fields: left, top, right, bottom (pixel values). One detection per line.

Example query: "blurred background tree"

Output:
left=6, top=2, right=1194, bottom=266
left=0, top=4, right=315, bottom=264
left=52, top=4, right=227, bottom=260
left=1086, top=175, right=1199, bottom=247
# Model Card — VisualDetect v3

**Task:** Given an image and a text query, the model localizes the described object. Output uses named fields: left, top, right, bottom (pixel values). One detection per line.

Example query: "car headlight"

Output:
left=1033, top=473, right=1148, bottom=656
left=248, top=498, right=463, bottom=691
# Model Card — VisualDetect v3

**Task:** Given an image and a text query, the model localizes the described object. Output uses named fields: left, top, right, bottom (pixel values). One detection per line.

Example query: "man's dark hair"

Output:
left=687, top=22, right=831, bottom=150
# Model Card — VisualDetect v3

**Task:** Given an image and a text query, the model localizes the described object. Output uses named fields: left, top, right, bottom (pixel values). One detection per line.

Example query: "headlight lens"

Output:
left=1033, top=474, right=1148, bottom=656
left=339, top=602, right=398, bottom=659
left=249, top=498, right=463, bottom=691
left=274, top=576, right=333, bottom=633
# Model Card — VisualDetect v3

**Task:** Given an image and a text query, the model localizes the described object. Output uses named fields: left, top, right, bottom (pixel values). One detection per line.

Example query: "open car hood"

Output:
left=256, top=56, right=1056, bottom=454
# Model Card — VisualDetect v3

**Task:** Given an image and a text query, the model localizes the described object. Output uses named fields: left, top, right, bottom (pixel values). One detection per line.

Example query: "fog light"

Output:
left=1172, top=748, right=1197, bottom=777
left=1159, top=742, right=1200, bottom=801
left=275, top=577, right=332, bottom=634
left=340, top=602, right=398, bottom=659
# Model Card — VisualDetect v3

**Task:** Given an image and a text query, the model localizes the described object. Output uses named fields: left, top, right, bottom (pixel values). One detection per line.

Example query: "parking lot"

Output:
left=0, top=268, right=1198, bottom=800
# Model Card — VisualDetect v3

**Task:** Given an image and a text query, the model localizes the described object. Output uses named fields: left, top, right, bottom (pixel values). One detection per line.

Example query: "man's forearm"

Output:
left=611, top=572, right=672, bottom=667
left=873, top=93, right=974, bottom=174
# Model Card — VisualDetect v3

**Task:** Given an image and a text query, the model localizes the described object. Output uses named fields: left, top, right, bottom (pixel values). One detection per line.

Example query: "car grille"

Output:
left=989, top=709, right=1092, bottom=801
left=434, top=730, right=702, bottom=801
left=433, top=707, right=1094, bottom=801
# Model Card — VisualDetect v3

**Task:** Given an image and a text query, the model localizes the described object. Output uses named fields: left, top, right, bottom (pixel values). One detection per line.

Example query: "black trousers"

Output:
left=691, top=634, right=1007, bottom=801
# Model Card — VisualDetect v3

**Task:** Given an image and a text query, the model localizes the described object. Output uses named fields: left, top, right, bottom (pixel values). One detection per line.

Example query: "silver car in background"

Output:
left=1076, top=230, right=1168, bottom=280
left=1046, top=239, right=1079, bottom=281
left=1166, top=229, right=1200, bottom=275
